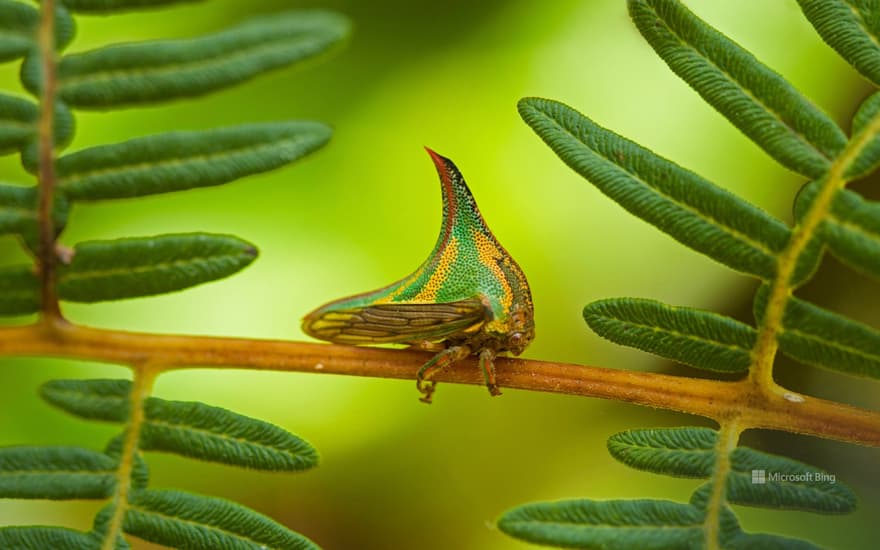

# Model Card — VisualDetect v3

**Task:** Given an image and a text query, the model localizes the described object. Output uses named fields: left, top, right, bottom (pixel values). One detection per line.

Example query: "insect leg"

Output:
left=416, top=345, right=470, bottom=404
left=478, top=348, right=501, bottom=397
left=408, top=340, right=447, bottom=353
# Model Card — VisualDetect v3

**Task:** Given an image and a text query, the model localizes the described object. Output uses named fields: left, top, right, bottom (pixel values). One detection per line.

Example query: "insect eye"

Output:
left=510, top=332, right=523, bottom=347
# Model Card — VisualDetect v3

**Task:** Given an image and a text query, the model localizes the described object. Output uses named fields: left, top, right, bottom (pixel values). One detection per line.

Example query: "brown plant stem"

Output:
left=36, top=0, right=61, bottom=319
left=1, top=322, right=878, bottom=446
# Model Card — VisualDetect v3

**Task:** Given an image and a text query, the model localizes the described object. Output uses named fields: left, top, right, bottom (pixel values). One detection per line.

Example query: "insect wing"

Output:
left=303, top=297, right=487, bottom=344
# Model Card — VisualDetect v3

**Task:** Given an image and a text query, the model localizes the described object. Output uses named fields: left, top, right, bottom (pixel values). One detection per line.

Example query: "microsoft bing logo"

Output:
left=749, top=469, right=836, bottom=484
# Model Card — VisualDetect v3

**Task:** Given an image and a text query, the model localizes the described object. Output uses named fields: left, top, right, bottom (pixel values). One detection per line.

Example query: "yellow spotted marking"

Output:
left=472, top=229, right=513, bottom=311
left=413, top=237, right=459, bottom=302
left=374, top=255, right=438, bottom=304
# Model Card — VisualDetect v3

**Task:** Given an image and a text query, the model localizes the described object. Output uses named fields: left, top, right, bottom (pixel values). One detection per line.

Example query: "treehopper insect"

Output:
left=303, top=148, right=534, bottom=402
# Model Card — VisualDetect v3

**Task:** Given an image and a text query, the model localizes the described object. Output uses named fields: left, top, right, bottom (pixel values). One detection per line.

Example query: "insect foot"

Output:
left=416, top=345, right=471, bottom=404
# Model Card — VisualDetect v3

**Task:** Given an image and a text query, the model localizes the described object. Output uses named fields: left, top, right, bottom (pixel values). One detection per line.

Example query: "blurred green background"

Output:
left=1, top=1, right=878, bottom=548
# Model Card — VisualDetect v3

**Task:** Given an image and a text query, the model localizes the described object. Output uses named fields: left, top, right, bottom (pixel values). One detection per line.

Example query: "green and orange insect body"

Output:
left=302, top=148, right=534, bottom=402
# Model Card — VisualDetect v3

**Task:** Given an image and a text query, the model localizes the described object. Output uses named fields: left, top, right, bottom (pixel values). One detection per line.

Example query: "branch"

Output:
left=101, top=366, right=157, bottom=550
left=749, top=106, right=880, bottom=388
left=1, top=322, right=878, bottom=446
left=702, top=419, right=742, bottom=549
left=36, top=0, right=61, bottom=319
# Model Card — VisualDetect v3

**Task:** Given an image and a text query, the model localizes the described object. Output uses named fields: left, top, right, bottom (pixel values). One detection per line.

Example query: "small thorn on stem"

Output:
left=55, top=244, right=75, bottom=265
